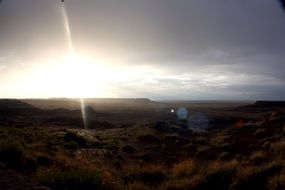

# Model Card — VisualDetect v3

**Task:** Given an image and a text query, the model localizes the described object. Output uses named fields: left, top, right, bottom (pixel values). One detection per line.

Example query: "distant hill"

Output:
left=243, top=101, right=285, bottom=108
left=0, top=99, right=36, bottom=110
left=22, top=98, right=156, bottom=110
left=83, top=98, right=152, bottom=104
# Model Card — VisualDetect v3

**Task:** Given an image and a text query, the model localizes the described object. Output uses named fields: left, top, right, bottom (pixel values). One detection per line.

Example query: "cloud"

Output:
left=1, top=0, right=285, bottom=99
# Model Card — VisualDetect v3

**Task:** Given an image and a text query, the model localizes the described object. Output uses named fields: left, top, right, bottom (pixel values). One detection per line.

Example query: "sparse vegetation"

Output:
left=37, top=153, right=112, bottom=190
left=0, top=101, right=285, bottom=189
left=0, top=137, right=36, bottom=171
left=124, top=162, right=166, bottom=186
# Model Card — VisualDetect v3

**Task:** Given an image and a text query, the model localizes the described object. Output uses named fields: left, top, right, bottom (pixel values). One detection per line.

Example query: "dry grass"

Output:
left=37, top=153, right=115, bottom=190
left=0, top=137, right=37, bottom=171
left=208, top=159, right=239, bottom=172
left=267, top=172, right=285, bottom=190
left=1, top=109, right=284, bottom=190
left=270, top=140, right=285, bottom=160
left=231, top=162, right=283, bottom=190
left=126, top=181, right=153, bottom=190
left=249, top=151, right=268, bottom=165
left=159, top=175, right=204, bottom=190
left=124, top=162, right=166, bottom=186
left=171, top=159, right=196, bottom=178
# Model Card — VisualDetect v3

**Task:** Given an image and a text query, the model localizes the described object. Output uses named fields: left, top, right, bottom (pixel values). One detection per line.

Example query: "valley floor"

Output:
left=0, top=100, right=285, bottom=190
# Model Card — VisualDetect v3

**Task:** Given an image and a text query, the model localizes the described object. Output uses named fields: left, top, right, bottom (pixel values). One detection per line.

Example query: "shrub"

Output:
left=254, top=129, right=268, bottom=139
left=249, top=151, right=268, bottom=165
left=0, top=138, right=26, bottom=168
left=137, top=134, right=161, bottom=144
left=33, top=152, right=53, bottom=166
left=219, top=152, right=231, bottom=160
left=37, top=153, right=112, bottom=190
left=164, top=134, right=181, bottom=143
left=38, top=167, right=102, bottom=190
left=182, top=143, right=196, bottom=151
left=159, top=175, right=204, bottom=190
left=216, top=142, right=232, bottom=151
left=270, top=140, right=285, bottom=160
left=64, top=141, right=79, bottom=150
left=231, top=163, right=282, bottom=190
left=122, top=145, right=136, bottom=154
left=199, top=160, right=239, bottom=190
left=136, top=152, right=153, bottom=162
left=64, top=131, right=88, bottom=146
left=267, top=172, right=285, bottom=190
left=0, top=138, right=36, bottom=171
left=153, top=121, right=171, bottom=132
left=113, top=159, right=122, bottom=169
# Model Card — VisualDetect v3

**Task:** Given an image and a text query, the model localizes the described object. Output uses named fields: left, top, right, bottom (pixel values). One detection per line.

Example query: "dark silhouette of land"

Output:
left=0, top=98, right=284, bottom=190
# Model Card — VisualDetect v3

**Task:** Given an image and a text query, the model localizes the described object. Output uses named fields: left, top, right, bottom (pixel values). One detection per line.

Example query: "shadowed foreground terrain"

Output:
left=0, top=99, right=284, bottom=190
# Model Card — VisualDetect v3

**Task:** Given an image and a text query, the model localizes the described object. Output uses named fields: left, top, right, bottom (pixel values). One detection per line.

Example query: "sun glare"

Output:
left=48, top=53, right=110, bottom=98
left=12, top=53, right=112, bottom=98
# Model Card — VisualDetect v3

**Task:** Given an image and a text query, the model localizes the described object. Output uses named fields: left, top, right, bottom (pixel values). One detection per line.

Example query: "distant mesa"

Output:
left=84, top=98, right=154, bottom=105
left=48, top=98, right=152, bottom=103
left=243, top=101, right=285, bottom=108
left=88, top=98, right=152, bottom=103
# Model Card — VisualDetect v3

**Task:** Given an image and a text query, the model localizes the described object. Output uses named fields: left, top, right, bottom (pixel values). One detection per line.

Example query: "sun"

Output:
left=14, top=53, right=112, bottom=98
left=8, top=50, right=160, bottom=99
left=50, top=53, right=111, bottom=98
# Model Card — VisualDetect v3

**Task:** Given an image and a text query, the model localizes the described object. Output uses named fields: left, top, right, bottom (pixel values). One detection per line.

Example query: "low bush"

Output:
left=37, top=153, right=113, bottom=190
left=0, top=137, right=37, bottom=171
left=122, top=145, right=136, bottom=154
left=202, top=160, right=238, bottom=190
left=164, top=134, right=181, bottom=143
left=231, top=163, right=282, bottom=190
left=0, top=138, right=26, bottom=168
left=38, top=167, right=102, bottom=190
left=270, top=140, right=285, bottom=160
left=249, top=151, right=268, bottom=165
left=137, top=134, right=161, bottom=144
left=254, top=129, right=268, bottom=139
left=219, top=152, right=231, bottom=160
left=64, top=131, right=88, bottom=146
left=267, top=172, right=285, bottom=190
left=159, top=175, right=204, bottom=190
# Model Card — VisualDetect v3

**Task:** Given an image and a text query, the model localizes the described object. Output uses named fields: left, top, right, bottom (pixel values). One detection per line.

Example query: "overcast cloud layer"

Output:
left=0, top=0, right=285, bottom=100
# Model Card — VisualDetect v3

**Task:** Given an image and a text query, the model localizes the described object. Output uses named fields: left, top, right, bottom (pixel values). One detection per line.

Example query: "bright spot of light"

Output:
left=171, top=109, right=174, bottom=113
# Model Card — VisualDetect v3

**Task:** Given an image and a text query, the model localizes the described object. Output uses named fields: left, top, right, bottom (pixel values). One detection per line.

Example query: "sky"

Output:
left=0, top=0, right=285, bottom=100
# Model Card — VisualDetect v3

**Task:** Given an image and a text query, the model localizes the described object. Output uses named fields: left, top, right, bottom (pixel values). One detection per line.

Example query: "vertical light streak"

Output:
left=61, top=4, right=74, bottom=54
left=80, top=98, right=88, bottom=129
left=61, top=3, right=87, bottom=128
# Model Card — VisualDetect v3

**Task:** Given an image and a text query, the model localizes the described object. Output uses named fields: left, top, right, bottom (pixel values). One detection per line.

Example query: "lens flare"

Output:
left=80, top=98, right=88, bottom=129
left=177, top=107, right=188, bottom=120
left=61, top=4, right=74, bottom=54
left=61, top=3, right=87, bottom=128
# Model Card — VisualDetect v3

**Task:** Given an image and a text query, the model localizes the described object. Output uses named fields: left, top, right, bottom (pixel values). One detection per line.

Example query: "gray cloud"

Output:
left=0, top=0, right=285, bottom=99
